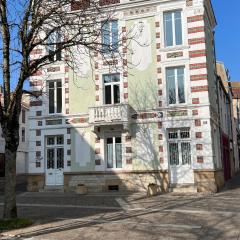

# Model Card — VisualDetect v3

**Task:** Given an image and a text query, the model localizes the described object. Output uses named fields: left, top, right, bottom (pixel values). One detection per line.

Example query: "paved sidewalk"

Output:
left=1, top=175, right=240, bottom=239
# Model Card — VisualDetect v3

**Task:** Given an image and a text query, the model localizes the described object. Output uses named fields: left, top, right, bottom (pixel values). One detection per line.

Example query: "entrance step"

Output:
left=169, top=184, right=197, bottom=193
left=40, top=186, right=64, bottom=193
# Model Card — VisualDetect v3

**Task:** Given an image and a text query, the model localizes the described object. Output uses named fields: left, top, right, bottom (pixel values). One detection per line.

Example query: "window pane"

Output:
left=102, top=22, right=110, bottom=53
left=56, top=43, right=62, bottom=61
left=180, top=130, right=190, bottom=139
left=57, top=148, right=64, bottom=168
left=107, top=138, right=113, bottom=168
left=174, top=11, right=183, bottom=45
left=177, top=67, right=185, bottom=103
left=111, top=21, right=118, bottom=52
left=115, top=142, right=122, bottom=168
left=166, top=69, right=176, bottom=104
left=49, top=82, right=54, bottom=88
left=47, top=137, right=55, bottom=145
left=57, top=136, right=64, bottom=145
left=114, top=85, right=120, bottom=104
left=181, top=142, right=191, bottom=165
left=169, top=143, right=179, bottom=165
left=105, top=85, right=112, bottom=104
left=164, top=12, right=173, bottom=47
left=47, top=149, right=55, bottom=169
left=104, top=74, right=120, bottom=83
left=169, top=131, right=178, bottom=139
left=57, top=82, right=62, bottom=113
left=112, top=74, right=120, bottom=82
left=22, top=128, right=25, bottom=142
left=49, top=88, right=55, bottom=114
left=22, top=110, right=26, bottom=123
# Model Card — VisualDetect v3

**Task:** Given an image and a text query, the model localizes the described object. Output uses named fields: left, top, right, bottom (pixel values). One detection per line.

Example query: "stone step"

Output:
left=40, top=186, right=64, bottom=193
left=169, top=183, right=197, bottom=193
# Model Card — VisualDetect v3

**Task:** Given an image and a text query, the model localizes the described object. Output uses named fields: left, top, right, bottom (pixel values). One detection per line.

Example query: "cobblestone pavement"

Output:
left=1, top=175, right=240, bottom=240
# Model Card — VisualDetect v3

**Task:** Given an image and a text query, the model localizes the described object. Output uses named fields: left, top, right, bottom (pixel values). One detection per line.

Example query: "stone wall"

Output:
left=194, top=169, right=225, bottom=193
left=27, top=174, right=45, bottom=192
left=64, top=170, right=169, bottom=193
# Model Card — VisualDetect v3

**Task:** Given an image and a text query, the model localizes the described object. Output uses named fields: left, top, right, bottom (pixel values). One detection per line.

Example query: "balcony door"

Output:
left=106, top=136, right=122, bottom=169
left=103, top=74, right=120, bottom=105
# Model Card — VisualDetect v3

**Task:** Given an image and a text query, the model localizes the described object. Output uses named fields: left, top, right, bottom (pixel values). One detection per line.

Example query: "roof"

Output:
left=230, top=82, right=240, bottom=99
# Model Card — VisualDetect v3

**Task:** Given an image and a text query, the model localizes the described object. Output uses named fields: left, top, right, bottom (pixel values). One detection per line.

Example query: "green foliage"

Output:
left=0, top=218, right=32, bottom=231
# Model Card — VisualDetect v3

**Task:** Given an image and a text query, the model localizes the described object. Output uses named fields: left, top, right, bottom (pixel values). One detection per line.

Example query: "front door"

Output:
left=168, top=129, right=194, bottom=185
left=45, top=136, right=64, bottom=186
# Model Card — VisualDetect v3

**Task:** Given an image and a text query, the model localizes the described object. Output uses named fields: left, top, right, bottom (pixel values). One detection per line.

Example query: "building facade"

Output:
left=216, top=62, right=239, bottom=181
left=0, top=88, right=30, bottom=176
left=27, top=0, right=228, bottom=193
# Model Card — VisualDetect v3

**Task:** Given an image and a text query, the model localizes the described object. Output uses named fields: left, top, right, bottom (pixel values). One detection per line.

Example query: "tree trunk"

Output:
left=3, top=130, right=19, bottom=219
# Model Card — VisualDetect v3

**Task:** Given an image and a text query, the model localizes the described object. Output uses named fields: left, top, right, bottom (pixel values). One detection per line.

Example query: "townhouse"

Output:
left=27, top=0, right=231, bottom=193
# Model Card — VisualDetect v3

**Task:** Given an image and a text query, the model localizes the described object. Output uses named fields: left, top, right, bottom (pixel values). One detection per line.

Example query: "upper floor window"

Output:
left=47, top=31, right=62, bottom=62
left=103, top=74, right=120, bottom=105
left=22, top=128, right=25, bottom=142
left=166, top=67, right=185, bottom=105
left=164, top=11, right=183, bottom=47
left=101, top=20, right=118, bottom=54
left=48, top=80, right=62, bottom=114
left=22, top=109, right=26, bottom=124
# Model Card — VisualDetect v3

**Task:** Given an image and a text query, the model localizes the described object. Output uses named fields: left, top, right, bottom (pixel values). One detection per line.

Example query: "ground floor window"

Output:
left=46, top=135, right=64, bottom=169
left=168, top=129, right=191, bottom=166
left=106, top=136, right=122, bottom=168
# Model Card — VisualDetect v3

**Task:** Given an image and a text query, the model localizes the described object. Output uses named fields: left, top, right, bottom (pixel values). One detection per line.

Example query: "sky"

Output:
left=212, top=0, right=240, bottom=81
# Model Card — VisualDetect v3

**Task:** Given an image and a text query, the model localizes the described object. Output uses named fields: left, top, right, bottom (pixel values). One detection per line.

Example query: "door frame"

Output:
left=45, top=135, right=64, bottom=186
left=167, top=128, right=194, bottom=185
left=104, top=132, right=123, bottom=170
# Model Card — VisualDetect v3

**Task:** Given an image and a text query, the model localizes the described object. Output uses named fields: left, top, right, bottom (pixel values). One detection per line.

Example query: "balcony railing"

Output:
left=89, top=104, right=130, bottom=126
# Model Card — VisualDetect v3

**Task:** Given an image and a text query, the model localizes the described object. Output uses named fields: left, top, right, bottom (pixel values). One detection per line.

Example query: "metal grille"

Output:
left=47, top=149, right=55, bottom=169
left=169, top=143, right=179, bottom=165
left=180, top=130, right=190, bottom=139
left=168, top=131, right=178, bottom=139
left=181, top=142, right=191, bottom=165
left=57, top=148, right=64, bottom=168
left=168, top=129, right=191, bottom=166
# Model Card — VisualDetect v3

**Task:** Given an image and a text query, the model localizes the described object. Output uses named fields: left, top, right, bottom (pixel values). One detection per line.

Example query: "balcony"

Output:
left=89, top=104, right=131, bottom=129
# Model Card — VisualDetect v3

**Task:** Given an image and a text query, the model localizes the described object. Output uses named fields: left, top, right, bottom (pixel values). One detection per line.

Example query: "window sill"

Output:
left=158, top=45, right=189, bottom=53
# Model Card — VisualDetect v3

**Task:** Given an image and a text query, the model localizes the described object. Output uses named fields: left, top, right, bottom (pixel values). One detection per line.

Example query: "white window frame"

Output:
left=166, top=66, right=186, bottom=106
left=47, top=31, right=62, bottom=62
left=105, top=135, right=122, bottom=170
left=48, top=80, right=62, bottom=114
left=164, top=10, right=183, bottom=47
left=103, top=74, right=121, bottom=105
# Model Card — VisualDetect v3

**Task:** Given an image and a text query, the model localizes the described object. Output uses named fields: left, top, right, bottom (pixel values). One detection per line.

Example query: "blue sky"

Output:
left=212, top=0, right=240, bottom=81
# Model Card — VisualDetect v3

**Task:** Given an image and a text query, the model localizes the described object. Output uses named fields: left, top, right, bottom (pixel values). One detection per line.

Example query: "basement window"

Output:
left=108, top=185, right=119, bottom=191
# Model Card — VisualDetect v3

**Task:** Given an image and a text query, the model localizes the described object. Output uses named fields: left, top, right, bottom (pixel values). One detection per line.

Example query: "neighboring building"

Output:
left=216, top=62, right=239, bottom=180
left=27, top=0, right=232, bottom=193
left=230, top=81, right=240, bottom=167
left=230, top=82, right=240, bottom=128
left=0, top=87, right=30, bottom=177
